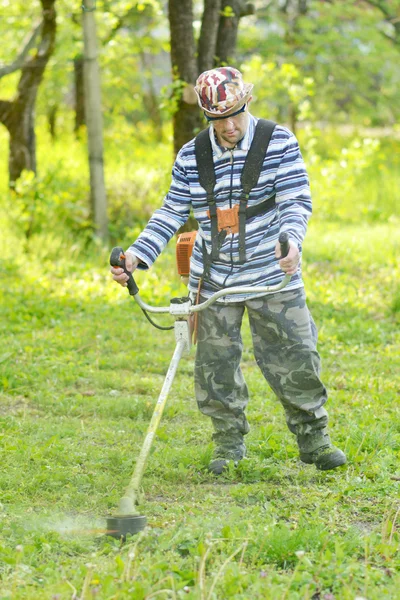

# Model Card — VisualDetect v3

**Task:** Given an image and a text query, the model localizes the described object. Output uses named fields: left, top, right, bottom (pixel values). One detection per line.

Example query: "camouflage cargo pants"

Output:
left=194, top=288, right=330, bottom=459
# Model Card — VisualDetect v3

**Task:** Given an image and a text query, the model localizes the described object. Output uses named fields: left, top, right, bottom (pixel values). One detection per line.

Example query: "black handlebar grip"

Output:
left=110, top=247, right=139, bottom=296
left=278, top=232, right=290, bottom=259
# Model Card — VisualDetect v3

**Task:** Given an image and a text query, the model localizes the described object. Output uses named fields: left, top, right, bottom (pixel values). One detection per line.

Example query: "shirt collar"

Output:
left=209, top=113, right=256, bottom=158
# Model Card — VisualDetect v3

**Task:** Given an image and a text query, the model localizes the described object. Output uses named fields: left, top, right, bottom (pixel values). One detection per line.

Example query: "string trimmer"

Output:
left=106, top=232, right=290, bottom=539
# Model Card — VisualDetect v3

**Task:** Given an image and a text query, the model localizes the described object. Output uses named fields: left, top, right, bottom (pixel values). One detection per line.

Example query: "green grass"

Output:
left=0, top=125, right=400, bottom=598
left=0, top=223, right=399, bottom=599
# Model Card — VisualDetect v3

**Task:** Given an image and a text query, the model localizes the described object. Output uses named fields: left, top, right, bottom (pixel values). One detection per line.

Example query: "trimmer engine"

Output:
left=176, top=231, right=197, bottom=280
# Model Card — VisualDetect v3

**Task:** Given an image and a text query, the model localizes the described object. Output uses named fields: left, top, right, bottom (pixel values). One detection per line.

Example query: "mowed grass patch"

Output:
left=0, top=223, right=399, bottom=599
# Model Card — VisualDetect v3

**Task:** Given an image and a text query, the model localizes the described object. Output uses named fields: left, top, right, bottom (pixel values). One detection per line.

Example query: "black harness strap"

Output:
left=246, top=195, right=276, bottom=218
left=195, top=118, right=276, bottom=265
left=238, top=119, right=276, bottom=262
left=195, top=129, right=220, bottom=261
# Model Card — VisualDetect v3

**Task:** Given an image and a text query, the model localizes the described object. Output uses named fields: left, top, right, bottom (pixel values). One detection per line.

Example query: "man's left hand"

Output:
left=275, top=239, right=300, bottom=275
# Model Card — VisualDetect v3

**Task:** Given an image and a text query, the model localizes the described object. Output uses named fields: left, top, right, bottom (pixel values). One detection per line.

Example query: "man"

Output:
left=111, top=66, right=346, bottom=474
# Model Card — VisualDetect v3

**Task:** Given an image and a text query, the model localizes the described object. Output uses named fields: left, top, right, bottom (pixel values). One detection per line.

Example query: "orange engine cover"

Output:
left=176, top=231, right=197, bottom=276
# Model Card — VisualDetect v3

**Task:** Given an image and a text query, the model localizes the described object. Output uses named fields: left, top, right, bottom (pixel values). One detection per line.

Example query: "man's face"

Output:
left=210, top=99, right=252, bottom=149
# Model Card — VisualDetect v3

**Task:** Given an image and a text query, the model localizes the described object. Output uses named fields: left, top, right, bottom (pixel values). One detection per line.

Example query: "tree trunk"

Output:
left=168, top=0, right=202, bottom=156
left=82, top=1, right=108, bottom=241
left=74, top=55, right=85, bottom=135
left=216, top=0, right=242, bottom=65
left=197, top=0, right=222, bottom=73
left=216, top=1, right=244, bottom=65
left=0, top=0, right=57, bottom=187
left=168, top=0, right=252, bottom=154
left=9, top=105, right=37, bottom=183
left=216, top=1, right=255, bottom=65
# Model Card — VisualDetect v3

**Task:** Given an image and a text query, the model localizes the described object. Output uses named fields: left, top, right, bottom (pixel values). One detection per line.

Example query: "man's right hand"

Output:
left=110, top=251, right=140, bottom=287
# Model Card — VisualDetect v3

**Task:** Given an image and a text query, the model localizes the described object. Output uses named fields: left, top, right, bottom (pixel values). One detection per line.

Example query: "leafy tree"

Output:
left=0, top=0, right=57, bottom=185
left=242, top=57, right=314, bottom=132
left=354, top=0, right=400, bottom=47
left=241, top=0, right=400, bottom=126
left=71, top=1, right=168, bottom=136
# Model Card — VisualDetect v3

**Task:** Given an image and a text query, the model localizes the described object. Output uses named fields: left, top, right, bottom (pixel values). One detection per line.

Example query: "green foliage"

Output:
left=0, top=0, right=169, bottom=139
left=221, top=5, right=236, bottom=18
left=159, top=75, right=187, bottom=119
left=0, top=121, right=173, bottom=246
left=10, top=168, right=91, bottom=241
left=303, top=131, right=400, bottom=224
left=239, top=0, right=400, bottom=126
left=98, top=0, right=168, bottom=129
left=243, top=56, right=315, bottom=123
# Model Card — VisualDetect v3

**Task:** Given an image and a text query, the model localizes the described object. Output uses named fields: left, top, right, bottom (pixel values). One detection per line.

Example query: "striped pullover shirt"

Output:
left=129, top=114, right=312, bottom=303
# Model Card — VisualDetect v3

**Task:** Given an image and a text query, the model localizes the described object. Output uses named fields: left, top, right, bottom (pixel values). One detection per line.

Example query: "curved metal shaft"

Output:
left=190, top=275, right=291, bottom=313
left=133, top=275, right=291, bottom=315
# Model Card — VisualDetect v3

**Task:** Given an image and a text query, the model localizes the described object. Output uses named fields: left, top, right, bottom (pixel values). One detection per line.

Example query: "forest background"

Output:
left=0, top=1, right=399, bottom=599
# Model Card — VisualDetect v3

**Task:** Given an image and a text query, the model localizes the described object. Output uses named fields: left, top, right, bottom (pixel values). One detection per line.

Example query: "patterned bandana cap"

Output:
left=194, top=66, right=254, bottom=116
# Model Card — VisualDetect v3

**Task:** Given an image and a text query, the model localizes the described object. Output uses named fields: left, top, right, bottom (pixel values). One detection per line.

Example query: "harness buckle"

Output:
left=207, top=205, right=240, bottom=233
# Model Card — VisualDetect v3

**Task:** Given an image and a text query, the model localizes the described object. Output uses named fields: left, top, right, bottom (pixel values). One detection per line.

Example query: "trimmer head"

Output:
left=106, top=515, right=147, bottom=540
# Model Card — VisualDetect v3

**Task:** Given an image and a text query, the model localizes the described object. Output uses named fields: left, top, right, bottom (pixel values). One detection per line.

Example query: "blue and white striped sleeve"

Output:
left=275, top=132, right=312, bottom=248
left=127, top=150, right=191, bottom=269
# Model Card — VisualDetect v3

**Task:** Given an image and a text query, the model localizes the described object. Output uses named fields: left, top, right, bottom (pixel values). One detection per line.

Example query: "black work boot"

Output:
left=300, top=446, right=346, bottom=471
left=208, top=432, right=246, bottom=475
left=208, top=456, right=245, bottom=475
left=297, top=430, right=346, bottom=471
left=208, top=458, right=234, bottom=475
left=208, top=445, right=245, bottom=475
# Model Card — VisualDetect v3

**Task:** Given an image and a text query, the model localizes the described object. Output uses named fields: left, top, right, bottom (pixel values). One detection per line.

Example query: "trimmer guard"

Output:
left=106, top=515, right=147, bottom=540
